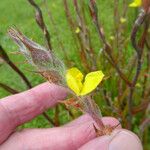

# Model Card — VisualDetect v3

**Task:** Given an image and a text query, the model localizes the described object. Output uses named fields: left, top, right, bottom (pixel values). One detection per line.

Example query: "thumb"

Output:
left=79, top=129, right=143, bottom=150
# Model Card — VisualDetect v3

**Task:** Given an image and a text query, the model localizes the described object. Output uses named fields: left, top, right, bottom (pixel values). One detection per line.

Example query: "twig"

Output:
left=63, top=0, right=76, bottom=29
left=142, top=52, right=150, bottom=98
left=139, top=118, right=150, bottom=139
left=63, top=0, right=91, bottom=71
left=145, top=39, right=150, bottom=50
left=103, top=89, right=119, bottom=115
left=73, top=0, right=96, bottom=70
left=27, top=0, right=52, bottom=51
left=0, top=83, right=19, bottom=94
left=62, top=104, right=75, bottom=119
left=128, top=10, right=147, bottom=129
left=103, top=89, right=114, bottom=108
left=132, top=100, right=150, bottom=115
left=114, top=0, right=120, bottom=51
left=42, top=112, right=56, bottom=126
left=89, top=0, right=132, bottom=86
left=0, top=45, right=32, bottom=88
left=72, top=0, right=92, bottom=71
left=43, top=0, right=69, bottom=63
left=54, top=106, right=60, bottom=126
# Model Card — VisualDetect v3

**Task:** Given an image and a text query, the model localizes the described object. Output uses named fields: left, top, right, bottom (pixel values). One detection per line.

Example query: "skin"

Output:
left=0, top=82, right=143, bottom=150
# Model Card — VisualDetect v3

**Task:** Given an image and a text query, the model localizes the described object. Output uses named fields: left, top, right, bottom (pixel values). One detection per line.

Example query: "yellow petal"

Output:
left=66, top=67, right=83, bottom=95
left=80, top=71, right=104, bottom=96
left=129, top=0, right=141, bottom=7
left=67, top=67, right=83, bottom=81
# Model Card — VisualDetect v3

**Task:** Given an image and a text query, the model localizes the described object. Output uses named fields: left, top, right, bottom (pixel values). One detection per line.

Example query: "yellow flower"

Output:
left=120, top=17, right=127, bottom=23
left=75, top=27, right=80, bottom=34
left=66, top=67, right=104, bottom=96
left=52, top=3, right=56, bottom=8
left=129, top=0, right=142, bottom=7
left=135, top=83, right=141, bottom=88
left=110, top=36, right=115, bottom=40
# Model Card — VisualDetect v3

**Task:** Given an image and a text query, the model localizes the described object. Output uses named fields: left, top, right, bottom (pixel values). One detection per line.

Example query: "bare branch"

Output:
left=89, top=0, right=132, bottom=86
left=28, top=0, right=52, bottom=51
left=43, top=0, right=69, bottom=62
left=0, top=83, right=19, bottom=94
left=0, top=45, right=32, bottom=88
left=127, top=10, right=148, bottom=129
left=42, top=112, right=56, bottom=126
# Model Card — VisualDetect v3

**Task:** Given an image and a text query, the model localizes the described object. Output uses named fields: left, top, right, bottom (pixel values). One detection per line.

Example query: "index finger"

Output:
left=0, top=82, right=67, bottom=144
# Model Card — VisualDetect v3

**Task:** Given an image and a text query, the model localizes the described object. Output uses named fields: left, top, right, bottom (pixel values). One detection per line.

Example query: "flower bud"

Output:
left=8, top=28, right=66, bottom=85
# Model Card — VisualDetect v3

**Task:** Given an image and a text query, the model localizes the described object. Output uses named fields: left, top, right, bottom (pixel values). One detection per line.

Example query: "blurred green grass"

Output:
left=0, top=0, right=135, bottom=128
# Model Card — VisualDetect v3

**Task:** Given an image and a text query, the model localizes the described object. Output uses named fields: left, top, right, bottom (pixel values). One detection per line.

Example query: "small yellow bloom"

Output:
left=75, top=27, right=80, bottom=34
left=120, top=17, right=127, bottom=23
left=135, top=83, right=141, bottom=88
left=110, top=36, right=115, bottom=40
left=129, top=0, right=142, bottom=7
left=66, top=67, right=104, bottom=96
left=52, top=3, right=56, bottom=8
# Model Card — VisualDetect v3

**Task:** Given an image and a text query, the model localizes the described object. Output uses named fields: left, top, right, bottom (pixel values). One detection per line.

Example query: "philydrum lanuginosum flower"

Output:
left=129, top=0, right=142, bottom=7
left=66, top=67, right=104, bottom=96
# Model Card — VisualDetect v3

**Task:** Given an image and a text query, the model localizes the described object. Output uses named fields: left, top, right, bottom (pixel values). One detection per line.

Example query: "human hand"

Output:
left=0, top=83, right=143, bottom=150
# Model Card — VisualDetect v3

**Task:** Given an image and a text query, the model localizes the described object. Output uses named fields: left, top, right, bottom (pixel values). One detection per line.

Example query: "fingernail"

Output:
left=109, top=129, right=143, bottom=150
